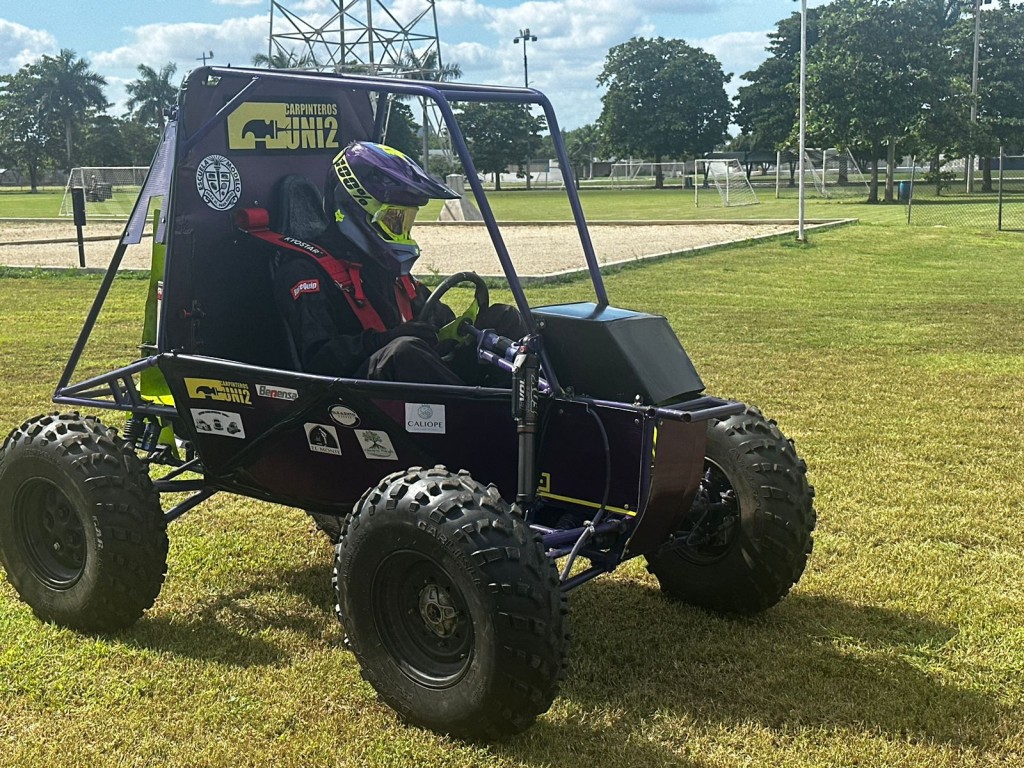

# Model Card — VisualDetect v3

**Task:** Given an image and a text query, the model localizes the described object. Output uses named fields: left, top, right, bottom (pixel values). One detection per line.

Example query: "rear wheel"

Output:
left=334, top=465, right=568, bottom=739
left=0, top=413, right=168, bottom=631
left=645, top=406, right=815, bottom=614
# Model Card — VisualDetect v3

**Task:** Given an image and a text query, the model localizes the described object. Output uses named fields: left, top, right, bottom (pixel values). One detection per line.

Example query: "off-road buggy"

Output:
left=0, top=67, right=816, bottom=739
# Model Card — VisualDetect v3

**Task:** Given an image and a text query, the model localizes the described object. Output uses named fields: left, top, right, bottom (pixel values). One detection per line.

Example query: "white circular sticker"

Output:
left=196, top=154, right=241, bottom=211
left=329, top=404, right=360, bottom=427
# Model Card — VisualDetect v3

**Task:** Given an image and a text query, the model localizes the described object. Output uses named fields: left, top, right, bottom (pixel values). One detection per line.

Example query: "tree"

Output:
left=379, top=101, right=421, bottom=159
left=29, top=49, right=108, bottom=172
left=597, top=37, right=731, bottom=188
left=0, top=68, right=63, bottom=192
left=455, top=103, right=546, bottom=190
left=398, top=50, right=463, bottom=172
left=562, top=124, right=601, bottom=188
left=734, top=9, right=825, bottom=152
left=125, top=63, right=178, bottom=131
left=252, top=48, right=316, bottom=69
left=948, top=1, right=1024, bottom=190
left=76, top=114, right=126, bottom=167
left=807, top=0, right=952, bottom=202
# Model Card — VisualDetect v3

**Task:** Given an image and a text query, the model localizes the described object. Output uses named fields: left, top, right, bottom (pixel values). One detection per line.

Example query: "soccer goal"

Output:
left=802, top=148, right=868, bottom=198
left=59, top=167, right=149, bottom=219
left=694, top=158, right=759, bottom=207
left=608, top=160, right=690, bottom=188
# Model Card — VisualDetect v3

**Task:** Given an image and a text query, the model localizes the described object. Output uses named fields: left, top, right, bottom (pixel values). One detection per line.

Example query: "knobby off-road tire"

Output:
left=334, top=465, right=569, bottom=740
left=0, top=413, right=168, bottom=631
left=646, top=406, right=816, bottom=614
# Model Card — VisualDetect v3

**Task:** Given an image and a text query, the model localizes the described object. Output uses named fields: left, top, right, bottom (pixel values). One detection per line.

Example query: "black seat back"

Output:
left=272, top=174, right=331, bottom=242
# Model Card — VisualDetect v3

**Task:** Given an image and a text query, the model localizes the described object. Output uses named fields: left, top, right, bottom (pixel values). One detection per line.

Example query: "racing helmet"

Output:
left=331, top=141, right=458, bottom=275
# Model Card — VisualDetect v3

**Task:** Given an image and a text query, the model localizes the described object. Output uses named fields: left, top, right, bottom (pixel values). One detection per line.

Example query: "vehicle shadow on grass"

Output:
left=120, top=562, right=338, bottom=667
left=507, top=578, right=1000, bottom=757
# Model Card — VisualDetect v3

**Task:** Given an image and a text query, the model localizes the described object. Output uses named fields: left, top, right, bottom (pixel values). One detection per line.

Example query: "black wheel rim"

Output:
left=371, top=550, right=474, bottom=689
left=677, top=458, right=741, bottom=564
left=13, top=479, right=87, bottom=589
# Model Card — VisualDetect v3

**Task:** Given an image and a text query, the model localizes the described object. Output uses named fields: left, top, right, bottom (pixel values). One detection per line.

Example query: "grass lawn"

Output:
left=1, top=218, right=1023, bottom=766
left=3, top=184, right=907, bottom=225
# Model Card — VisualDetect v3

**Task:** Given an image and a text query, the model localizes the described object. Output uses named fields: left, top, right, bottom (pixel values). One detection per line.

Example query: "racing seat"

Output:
left=238, top=174, right=433, bottom=373
left=272, top=173, right=332, bottom=243
left=235, top=174, right=355, bottom=372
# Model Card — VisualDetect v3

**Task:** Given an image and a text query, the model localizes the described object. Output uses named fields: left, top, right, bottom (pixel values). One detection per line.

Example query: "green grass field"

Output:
left=1, top=184, right=903, bottom=225
left=1, top=214, right=1023, bottom=766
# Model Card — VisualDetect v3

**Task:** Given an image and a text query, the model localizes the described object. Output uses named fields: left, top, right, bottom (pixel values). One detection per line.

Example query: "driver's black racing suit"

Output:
left=272, top=230, right=524, bottom=385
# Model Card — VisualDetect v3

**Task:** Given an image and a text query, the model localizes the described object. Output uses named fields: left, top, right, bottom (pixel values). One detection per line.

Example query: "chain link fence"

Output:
left=906, top=151, right=1023, bottom=230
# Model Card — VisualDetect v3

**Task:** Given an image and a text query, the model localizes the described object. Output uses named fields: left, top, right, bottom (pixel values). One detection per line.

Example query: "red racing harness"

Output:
left=236, top=207, right=420, bottom=331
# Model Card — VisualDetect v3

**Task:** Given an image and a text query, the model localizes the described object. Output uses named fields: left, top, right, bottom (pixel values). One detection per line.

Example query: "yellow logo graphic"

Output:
left=227, top=101, right=340, bottom=152
left=185, top=378, right=252, bottom=405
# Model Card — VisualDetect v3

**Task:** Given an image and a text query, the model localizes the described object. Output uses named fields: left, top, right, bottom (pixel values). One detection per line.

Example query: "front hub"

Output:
left=418, top=582, right=459, bottom=638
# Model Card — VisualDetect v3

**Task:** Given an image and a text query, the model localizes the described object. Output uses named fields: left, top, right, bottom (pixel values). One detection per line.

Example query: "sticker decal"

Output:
left=329, top=404, right=360, bottom=427
left=185, top=378, right=252, bottom=405
left=355, top=429, right=397, bottom=461
left=291, top=278, right=320, bottom=300
left=195, top=154, right=241, bottom=211
left=405, top=403, right=446, bottom=434
left=191, top=408, right=245, bottom=439
left=226, top=101, right=340, bottom=152
left=256, top=383, right=299, bottom=401
left=304, top=423, right=341, bottom=456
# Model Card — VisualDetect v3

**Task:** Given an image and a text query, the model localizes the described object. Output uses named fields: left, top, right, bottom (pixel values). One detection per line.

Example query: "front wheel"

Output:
left=645, top=406, right=816, bottom=614
left=334, top=466, right=569, bottom=739
left=0, top=413, right=168, bottom=631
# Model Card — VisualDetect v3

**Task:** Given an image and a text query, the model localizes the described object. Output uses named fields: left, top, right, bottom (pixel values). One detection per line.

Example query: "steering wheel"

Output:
left=419, top=271, right=490, bottom=361
left=419, top=271, right=489, bottom=322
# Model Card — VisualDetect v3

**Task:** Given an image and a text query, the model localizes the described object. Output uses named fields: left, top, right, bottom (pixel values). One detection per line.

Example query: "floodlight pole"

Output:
left=514, top=28, right=538, bottom=191
left=797, top=0, right=807, bottom=242
left=513, top=28, right=537, bottom=88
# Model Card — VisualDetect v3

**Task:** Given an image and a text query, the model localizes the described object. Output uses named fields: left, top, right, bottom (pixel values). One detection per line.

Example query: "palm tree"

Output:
left=396, top=50, right=462, bottom=171
left=397, top=49, right=462, bottom=83
left=30, top=49, right=108, bottom=172
left=125, top=63, right=178, bottom=132
left=252, top=49, right=317, bottom=69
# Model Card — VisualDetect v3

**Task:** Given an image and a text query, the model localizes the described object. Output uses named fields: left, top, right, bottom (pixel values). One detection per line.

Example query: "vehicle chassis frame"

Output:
left=50, top=68, right=744, bottom=592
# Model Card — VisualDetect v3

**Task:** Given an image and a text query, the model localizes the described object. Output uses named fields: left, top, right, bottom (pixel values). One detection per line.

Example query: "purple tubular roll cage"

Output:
left=51, top=68, right=741, bottom=592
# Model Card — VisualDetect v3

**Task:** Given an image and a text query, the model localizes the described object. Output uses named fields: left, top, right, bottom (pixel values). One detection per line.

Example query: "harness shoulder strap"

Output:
left=237, top=208, right=386, bottom=332
left=394, top=275, right=419, bottom=323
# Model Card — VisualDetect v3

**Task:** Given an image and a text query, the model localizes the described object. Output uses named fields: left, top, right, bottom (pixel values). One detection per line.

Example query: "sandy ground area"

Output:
left=0, top=219, right=799, bottom=278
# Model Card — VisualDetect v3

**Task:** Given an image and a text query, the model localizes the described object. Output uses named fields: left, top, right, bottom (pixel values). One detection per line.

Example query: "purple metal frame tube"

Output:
left=540, top=520, right=623, bottom=549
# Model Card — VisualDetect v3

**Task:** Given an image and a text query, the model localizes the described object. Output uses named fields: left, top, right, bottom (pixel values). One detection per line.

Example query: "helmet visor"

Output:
left=372, top=204, right=419, bottom=244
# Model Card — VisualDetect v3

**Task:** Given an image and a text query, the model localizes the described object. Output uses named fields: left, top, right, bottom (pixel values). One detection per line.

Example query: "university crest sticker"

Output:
left=196, top=154, right=241, bottom=210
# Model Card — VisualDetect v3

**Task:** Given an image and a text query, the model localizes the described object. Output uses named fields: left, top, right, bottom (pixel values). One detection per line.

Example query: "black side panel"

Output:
left=534, top=303, right=705, bottom=405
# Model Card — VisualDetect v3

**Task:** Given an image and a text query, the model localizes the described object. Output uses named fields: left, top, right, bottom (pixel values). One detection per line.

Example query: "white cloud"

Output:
left=0, top=19, right=59, bottom=71
left=85, top=15, right=267, bottom=115
left=91, top=16, right=269, bottom=71
left=1, top=1, right=776, bottom=132
left=692, top=29, right=771, bottom=85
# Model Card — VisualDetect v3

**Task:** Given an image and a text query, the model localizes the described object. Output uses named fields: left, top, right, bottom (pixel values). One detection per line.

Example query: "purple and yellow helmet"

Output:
left=332, top=142, right=458, bottom=275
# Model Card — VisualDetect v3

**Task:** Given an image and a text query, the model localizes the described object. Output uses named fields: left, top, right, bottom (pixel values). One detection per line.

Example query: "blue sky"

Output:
left=0, top=0, right=830, bottom=130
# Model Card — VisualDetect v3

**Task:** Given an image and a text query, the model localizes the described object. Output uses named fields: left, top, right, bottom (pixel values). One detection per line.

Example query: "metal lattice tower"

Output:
left=268, top=0, right=443, bottom=77
left=267, top=1, right=454, bottom=170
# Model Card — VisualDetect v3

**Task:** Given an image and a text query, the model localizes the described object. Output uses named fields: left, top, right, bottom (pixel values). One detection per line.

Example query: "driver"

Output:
left=272, top=141, right=525, bottom=384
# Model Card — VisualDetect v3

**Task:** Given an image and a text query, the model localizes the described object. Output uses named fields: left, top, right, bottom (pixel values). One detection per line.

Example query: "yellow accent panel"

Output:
left=226, top=101, right=339, bottom=151
left=184, top=378, right=252, bottom=405
left=537, top=490, right=636, bottom=518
